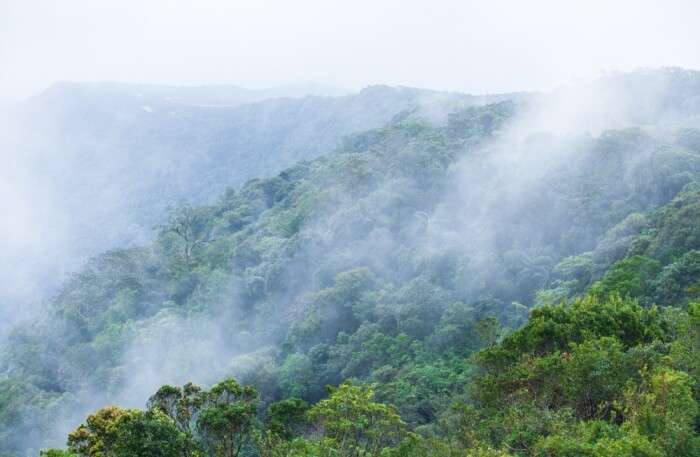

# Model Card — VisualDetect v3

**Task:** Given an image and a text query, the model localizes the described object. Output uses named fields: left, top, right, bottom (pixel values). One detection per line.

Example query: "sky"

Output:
left=1, top=0, right=700, bottom=102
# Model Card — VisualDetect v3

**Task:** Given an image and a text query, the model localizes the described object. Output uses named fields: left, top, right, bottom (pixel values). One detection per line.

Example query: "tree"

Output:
left=161, top=206, right=214, bottom=267
left=307, top=381, right=407, bottom=456
left=533, top=423, right=664, bottom=457
left=147, top=382, right=204, bottom=434
left=624, top=367, right=700, bottom=456
left=279, top=354, right=314, bottom=399
left=67, top=406, right=128, bottom=457
left=589, top=256, right=661, bottom=304
left=562, top=337, right=627, bottom=419
left=196, top=379, right=259, bottom=457
left=266, top=398, right=309, bottom=439
left=40, top=450, right=78, bottom=457
left=148, top=379, right=260, bottom=457
left=66, top=406, right=194, bottom=457
left=467, top=295, right=698, bottom=454
left=653, top=250, right=700, bottom=306
left=107, top=410, right=195, bottom=457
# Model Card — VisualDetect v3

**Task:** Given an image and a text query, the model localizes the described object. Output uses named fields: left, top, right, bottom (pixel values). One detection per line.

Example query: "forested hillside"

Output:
left=1, top=69, right=699, bottom=456
left=1, top=83, right=498, bottom=340
left=14, top=81, right=492, bottom=253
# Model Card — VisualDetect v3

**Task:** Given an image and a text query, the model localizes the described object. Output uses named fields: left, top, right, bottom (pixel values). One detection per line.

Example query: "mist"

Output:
left=3, top=0, right=700, bottom=103
left=2, top=2, right=700, bottom=456
left=16, top=68, right=698, bottom=453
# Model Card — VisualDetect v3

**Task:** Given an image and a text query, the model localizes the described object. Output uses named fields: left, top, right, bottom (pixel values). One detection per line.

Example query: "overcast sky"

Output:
left=2, top=0, right=699, bottom=102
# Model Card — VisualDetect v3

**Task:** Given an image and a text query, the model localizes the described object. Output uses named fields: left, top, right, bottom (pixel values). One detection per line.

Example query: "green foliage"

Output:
left=533, top=423, right=664, bottom=457
left=4, top=76, right=700, bottom=456
left=195, top=379, right=259, bottom=457
left=589, top=256, right=662, bottom=303
left=40, top=450, right=79, bottom=457
left=265, top=398, right=309, bottom=439
left=476, top=295, right=666, bottom=375
left=653, top=250, right=700, bottom=306
left=307, top=381, right=408, bottom=456
left=467, top=294, right=698, bottom=456
left=147, top=382, right=204, bottom=433
left=646, top=184, right=700, bottom=263
left=66, top=406, right=194, bottom=457
left=29, top=297, right=700, bottom=456
left=624, top=367, right=699, bottom=456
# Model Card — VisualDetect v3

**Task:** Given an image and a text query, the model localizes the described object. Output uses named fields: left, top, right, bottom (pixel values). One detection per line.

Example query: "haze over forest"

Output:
left=1, top=2, right=699, bottom=457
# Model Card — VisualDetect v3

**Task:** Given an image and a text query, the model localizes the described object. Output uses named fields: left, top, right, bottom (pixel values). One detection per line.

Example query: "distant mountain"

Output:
left=12, top=82, right=499, bottom=253
left=1, top=82, right=500, bottom=338
left=30, top=81, right=350, bottom=108
left=524, top=67, right=700, bottom=134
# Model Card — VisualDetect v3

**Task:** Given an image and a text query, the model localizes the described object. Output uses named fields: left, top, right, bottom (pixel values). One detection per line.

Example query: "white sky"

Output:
left=2, top=0, right=699, bottom=102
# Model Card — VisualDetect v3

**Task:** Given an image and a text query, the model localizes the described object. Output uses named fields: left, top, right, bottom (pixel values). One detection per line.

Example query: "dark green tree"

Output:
left=196, top=379, right=259, bottom=457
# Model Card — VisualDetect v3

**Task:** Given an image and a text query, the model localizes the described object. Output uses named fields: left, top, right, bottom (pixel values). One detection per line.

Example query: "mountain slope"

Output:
left=2, top=69, right=700, bottom=455
left=1, top=83, right=494, bottom=339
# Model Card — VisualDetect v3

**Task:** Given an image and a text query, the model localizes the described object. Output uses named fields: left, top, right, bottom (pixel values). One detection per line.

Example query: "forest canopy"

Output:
left=1, top=69, right=700, bottom=456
